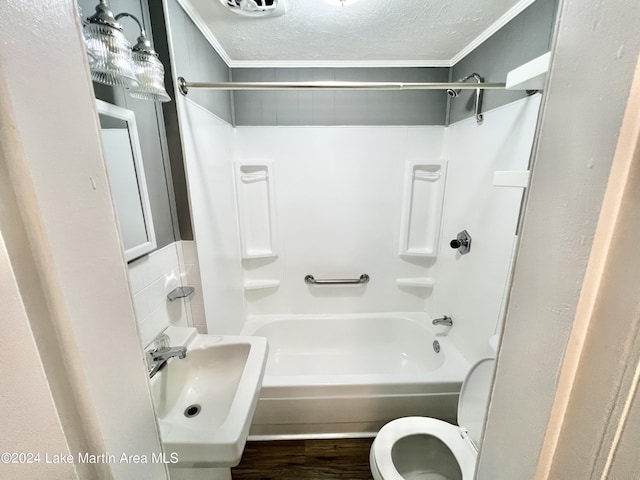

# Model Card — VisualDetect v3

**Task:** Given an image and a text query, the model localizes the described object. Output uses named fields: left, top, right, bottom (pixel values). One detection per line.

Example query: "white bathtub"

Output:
left=240, top=313, right=469, bottom=439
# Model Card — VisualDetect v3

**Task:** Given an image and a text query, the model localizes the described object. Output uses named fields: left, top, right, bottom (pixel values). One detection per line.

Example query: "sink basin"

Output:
left=149, top=328, right=268, bottom=467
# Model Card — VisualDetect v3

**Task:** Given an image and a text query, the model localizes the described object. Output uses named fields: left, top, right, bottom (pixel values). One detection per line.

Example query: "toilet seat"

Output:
left=371, top=358, right=496, bottom=480
left=371, top=416, right=477, bottom=480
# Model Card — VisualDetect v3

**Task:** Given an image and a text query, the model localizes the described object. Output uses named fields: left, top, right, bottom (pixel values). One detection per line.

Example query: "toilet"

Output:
left=370, top=357, right=495, bottom=480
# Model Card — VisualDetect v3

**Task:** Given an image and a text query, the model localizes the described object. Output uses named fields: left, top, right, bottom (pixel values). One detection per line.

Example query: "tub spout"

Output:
left=432, top=315, right=453, bottom=327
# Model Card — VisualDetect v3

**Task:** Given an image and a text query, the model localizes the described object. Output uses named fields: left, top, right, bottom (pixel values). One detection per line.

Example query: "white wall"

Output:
left=177, top=98, right=246, bottom=334
left=478, top=0, right=640, bottom=477
left=234, top=126, right=445, bottom=316
left=429, top=95, right=542, bottom=364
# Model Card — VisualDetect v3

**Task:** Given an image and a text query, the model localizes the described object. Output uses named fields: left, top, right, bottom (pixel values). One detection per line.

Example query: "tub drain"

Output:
left=433, top=340, right=440, bottom=353
left=184, top=404, right=201, bottom=418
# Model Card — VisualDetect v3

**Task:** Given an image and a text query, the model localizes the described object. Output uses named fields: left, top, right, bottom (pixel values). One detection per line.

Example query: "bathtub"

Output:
left=240, top=313, right=469, bottom=439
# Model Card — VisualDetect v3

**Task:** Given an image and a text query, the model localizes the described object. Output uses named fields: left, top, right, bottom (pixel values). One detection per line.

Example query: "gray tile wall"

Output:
left=230, top=0, right=557, bottom=127
left=449, top=0, right=558, bottom=124
left=79, top=0, right=179, bottom=251
left=232, top=67, right=449, bottom=126
left=162, top=0, right=233, bottom=122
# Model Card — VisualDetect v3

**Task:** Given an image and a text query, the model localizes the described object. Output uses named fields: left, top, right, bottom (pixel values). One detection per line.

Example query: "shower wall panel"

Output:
left=177, top=98, right=246, bottom=334
left=234, top=126, right=446, bottom=315
left=430, top=94, right=543, bottom=364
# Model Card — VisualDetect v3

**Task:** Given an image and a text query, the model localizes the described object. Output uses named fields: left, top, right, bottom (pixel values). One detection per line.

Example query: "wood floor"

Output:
left=231, top=438, right=374, bottom=480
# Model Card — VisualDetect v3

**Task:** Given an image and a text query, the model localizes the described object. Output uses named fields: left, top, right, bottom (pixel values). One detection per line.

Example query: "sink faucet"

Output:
left=432, top=315, right=453, bottom=327
left=147, top=333, right=187, bottom=379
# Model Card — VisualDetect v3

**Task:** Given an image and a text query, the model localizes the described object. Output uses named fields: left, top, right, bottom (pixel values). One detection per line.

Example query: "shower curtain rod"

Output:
left=176, top=77, right=507, bottom=95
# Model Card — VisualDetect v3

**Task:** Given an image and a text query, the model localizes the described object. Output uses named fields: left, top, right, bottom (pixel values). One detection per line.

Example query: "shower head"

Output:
left=448, top=73, right=485, bottom=125
left=447, top=73, right=484, bottom=98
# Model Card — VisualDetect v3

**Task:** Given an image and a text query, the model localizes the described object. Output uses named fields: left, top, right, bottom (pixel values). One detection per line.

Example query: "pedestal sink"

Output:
left=149, top=327, right=268, bottom=479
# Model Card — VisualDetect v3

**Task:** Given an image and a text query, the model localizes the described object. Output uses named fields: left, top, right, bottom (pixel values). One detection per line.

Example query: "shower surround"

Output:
left=177, top=93, right=541, bottom=436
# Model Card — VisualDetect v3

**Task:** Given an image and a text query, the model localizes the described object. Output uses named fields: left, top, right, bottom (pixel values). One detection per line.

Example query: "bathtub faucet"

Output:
left=432, top=315, right=453, bottom=327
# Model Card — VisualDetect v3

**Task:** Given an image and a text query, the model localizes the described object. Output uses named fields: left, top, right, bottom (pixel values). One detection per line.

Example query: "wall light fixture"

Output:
left=323, top=0, right=360, bottom=6
left=83, top=0, right=170, bottom=102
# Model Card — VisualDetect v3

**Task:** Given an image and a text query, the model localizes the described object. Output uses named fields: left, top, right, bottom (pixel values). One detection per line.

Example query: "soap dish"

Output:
left=167, top=286, right=195, bottom=302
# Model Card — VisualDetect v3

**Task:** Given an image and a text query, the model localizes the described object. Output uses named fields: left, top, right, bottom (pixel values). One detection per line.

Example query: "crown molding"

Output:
left=228, top=59, right=454, bottom=68
left=175, top=0, right=233, bottom=66
left=449, top=0, right=538, bottom=65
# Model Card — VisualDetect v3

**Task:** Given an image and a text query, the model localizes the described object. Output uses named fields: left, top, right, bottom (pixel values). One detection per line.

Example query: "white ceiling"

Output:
left=177, top=0, right=537, bottom=67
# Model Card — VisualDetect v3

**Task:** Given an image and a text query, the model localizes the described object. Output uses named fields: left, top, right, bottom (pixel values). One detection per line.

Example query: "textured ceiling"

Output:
left=177, top=0, right=533, bottom=66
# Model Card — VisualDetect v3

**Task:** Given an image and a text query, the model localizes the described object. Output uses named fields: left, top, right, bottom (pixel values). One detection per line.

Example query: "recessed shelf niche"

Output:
left=235, top=161, right=278, bottom=259
left=399, top=162, right=447, bottom=257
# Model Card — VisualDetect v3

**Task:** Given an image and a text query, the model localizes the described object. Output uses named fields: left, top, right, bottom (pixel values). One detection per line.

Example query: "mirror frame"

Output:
left=96, top=99, right=157, bottom=262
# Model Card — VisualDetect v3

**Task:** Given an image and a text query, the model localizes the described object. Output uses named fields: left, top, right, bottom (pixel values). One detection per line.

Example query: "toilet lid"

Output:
left=457, top=358, right=495, bottom=448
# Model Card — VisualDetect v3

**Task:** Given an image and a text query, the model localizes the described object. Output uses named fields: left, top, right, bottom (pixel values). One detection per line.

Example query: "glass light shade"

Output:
left=129, top=50, right=171, bottom=102
left=84, top=22, right=139, bottom=88
left=83, top=29, right=97, bottom=69
left=323, top=0, right=359, bottom=5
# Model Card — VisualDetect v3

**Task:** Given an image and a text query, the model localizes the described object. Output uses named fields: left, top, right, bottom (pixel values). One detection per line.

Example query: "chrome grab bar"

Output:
left=304, top=274, right=370, bottom=285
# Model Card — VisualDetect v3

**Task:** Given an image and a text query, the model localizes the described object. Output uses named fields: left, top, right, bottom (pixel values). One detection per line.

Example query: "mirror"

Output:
left=96, top=99, right=156, bottom=262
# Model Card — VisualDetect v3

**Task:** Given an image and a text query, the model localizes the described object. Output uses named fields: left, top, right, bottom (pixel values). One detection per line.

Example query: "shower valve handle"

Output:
left=450, top=230, right=472, bottom=255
